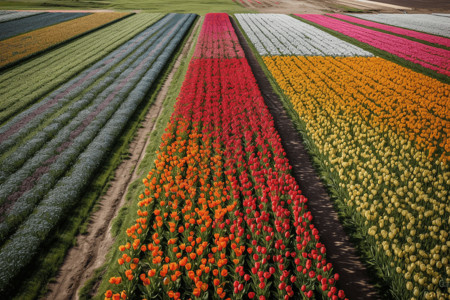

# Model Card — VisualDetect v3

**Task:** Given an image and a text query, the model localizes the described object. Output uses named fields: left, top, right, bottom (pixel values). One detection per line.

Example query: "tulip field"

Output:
left=237, top=12, right=449, bottom=300
left=349, top=13, right=450, bottom=38
left=296, top=14, right=450, bottom=76
left=326, top=14, right=450, bottom=47
left=0, top=7, right=448, bottom=300
left=0, top=12, right=196, bottom=296
left=103, top=13, right=345, bottom=300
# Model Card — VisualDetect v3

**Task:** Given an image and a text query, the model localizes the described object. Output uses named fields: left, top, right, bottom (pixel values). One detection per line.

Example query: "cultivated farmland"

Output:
left=237, top=11, right=449, bottom=300
left=0, top=12, right=196, bottom=298
left=0, top=3, right=448, bottom=300
left=0, top=12, right=131, bottom=69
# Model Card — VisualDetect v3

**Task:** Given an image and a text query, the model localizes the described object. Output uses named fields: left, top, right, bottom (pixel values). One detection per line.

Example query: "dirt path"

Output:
left=44, top=18, right=199, bottom=300
left=231, top=17, right=381, bottom=300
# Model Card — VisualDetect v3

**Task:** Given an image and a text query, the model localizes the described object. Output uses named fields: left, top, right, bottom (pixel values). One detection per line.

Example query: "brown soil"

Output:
left=231, top=16, right=381, bottom=300
left=43, top=18, right=200, bottom=300
left=250, top=0, right=450, bottom=13
left=366, top=0, right=450, bottom=10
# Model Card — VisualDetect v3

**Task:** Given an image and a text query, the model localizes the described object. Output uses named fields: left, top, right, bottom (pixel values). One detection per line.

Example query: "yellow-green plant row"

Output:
left=0, top=12, right=130, bottom=68
left=263, top=55, right=449, bottom=300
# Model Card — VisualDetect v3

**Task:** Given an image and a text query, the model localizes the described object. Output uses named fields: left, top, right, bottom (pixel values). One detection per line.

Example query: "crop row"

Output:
left=297, top=14, right=450, bottom=76
left=104, top=13, right=345, bottom=300
left=262, top=55, right=449, bottom=299
left=0, top=11, right=43, bottom=23
left=327, top=14, right=450, bottom=47
left=350, top=13, right=450, bottom=38
left=0, top=12, right=130, bottom=69
left=0, top=12, right=90, bottom=41
left=265, top=56, right=449, bottom=162
left=193, top=12, right=244, bottom=58
left=235, top=13, right=372, bottom=56
left=0, top=13, right=164, bottom=125
left=0, top=14, right=184, bottom=238
left=0, top=13, right=196, bottom=293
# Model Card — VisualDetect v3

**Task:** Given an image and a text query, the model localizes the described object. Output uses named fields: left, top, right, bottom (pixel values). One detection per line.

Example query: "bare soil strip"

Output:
left=366, top=0, right=450, bottom=10
left=231, top=17, right=381, bottom=300
left=252, top=0, right=450, bottom=13
left=44, top=19, right=199, bottom=300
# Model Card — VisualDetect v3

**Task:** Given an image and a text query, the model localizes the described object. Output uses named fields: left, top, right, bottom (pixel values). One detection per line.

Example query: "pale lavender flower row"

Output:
left=296, top=14, right=450, bottom=76
left=327, top=14, right=450, bottom=48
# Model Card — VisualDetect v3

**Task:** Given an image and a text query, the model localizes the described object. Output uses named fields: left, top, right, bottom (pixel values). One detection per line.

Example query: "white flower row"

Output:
left=0, top=11, right=43, bottom=23
left=349, top=14, right=450, bottom=38
left=236, top=13, right=373, bottom=56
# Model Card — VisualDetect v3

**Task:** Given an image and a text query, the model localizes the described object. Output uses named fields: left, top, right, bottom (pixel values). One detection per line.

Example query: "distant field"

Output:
left=0, top=0, right=249, bottom=14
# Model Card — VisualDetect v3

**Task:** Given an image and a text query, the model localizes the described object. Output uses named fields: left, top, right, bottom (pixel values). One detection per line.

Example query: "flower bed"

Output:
left=0, top=13, right=164, bottom=125
left=236, top=13, right=372, bottom=56
left=262, top=55, right=449, bottom=300
left=295, top=14, right=450, bottom=76
left=0, top=12, right=90, bottom=41
left=349, top=13, right=450, bottom=38
left=103, top=13, right=345, bottom=300
left=327, top=14, right=450, bottom=47
left=0, top=12, right=131, bottom=68
left=0, top=13, right=196, bottom=293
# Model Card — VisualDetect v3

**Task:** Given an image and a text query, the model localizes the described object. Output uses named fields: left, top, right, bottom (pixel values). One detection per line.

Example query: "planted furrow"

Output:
left=349, top=13, right=450, bottom=38
left=0, top=13, right=196, bottom=293
left=0, top=14, right=173, bottom=150
left=0, top=12, right=90, bottom=41
left=236, top=13, right=373, bottom=56
left=0, top=12, right=131, bottom=69
left=327, top=14, right=450, bottom=47
left=296, top=14, right=450, bottom=76
left=0, top=13, right=191, bottom=238
left=0, top=14, right=158, bottom=125
left=103, top=13, right=344, bottom=300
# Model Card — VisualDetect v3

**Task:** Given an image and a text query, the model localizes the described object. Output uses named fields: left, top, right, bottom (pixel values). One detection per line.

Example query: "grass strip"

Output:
left=0, top=0, right=249, bottom=14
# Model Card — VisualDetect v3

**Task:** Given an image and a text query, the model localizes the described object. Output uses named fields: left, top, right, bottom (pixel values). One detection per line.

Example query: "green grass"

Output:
left=0, top=0, right=252, bottom=14
left=80, top=15, right=203, bottom=300
left=3, top=15, right=199, bottom=300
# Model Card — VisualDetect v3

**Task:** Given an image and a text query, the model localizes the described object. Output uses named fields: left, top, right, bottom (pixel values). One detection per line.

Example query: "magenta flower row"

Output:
left=327, top=14, right=450, bottom=48
left=296, top=14, right=450, bottom=76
